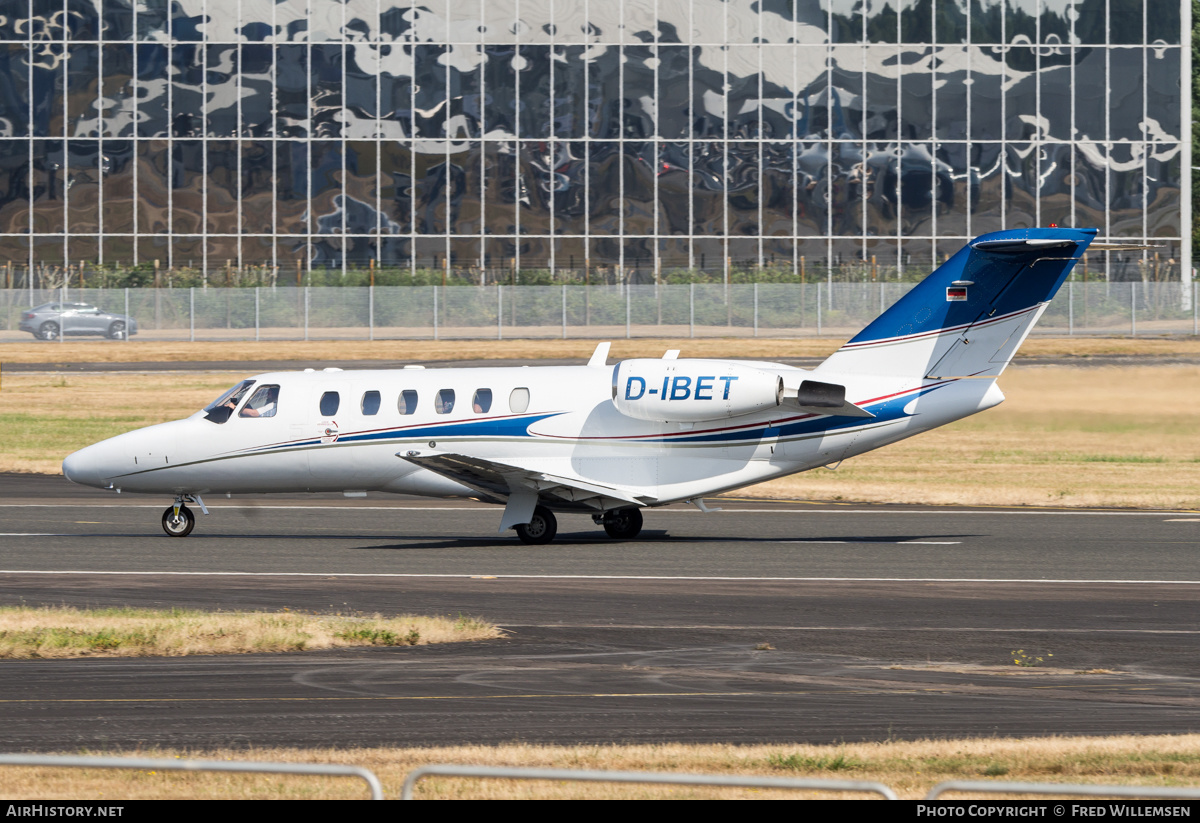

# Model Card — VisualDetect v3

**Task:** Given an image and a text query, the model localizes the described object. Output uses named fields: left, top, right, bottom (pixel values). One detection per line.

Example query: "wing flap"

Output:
left=398, top=451, right=652, bottom=510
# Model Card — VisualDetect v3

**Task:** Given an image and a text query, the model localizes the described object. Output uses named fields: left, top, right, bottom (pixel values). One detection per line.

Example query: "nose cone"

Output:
left=62, top=443, right=113, bottom=488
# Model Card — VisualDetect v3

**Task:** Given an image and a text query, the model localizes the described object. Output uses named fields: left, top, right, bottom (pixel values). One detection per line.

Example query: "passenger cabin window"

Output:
left=361, top=391, right=381, bottom=415
left=435, top=389, right=455, bottom=414
left=509, top=387, right=530, bottom=413
left=203, top=380, right=256, bottom=424
left=472, top=389, right=492, bottom=414
left=240, top=385, right=280, bottom=418
left=319, top=391, right=340, bottom=416
left=397, top=390, right=417, bottom=415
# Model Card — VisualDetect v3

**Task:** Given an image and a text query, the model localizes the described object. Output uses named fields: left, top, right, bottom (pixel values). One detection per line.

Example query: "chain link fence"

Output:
left=1, top=282, right=1196, bottom=343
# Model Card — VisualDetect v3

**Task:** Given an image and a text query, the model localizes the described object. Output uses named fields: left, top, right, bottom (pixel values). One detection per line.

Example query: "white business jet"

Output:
left=63, top=228, right=1101, bottom=543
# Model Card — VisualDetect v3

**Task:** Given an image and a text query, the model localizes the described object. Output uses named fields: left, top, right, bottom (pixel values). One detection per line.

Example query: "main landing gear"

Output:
left=513, top=506, right=645, bottom=544
left=596, top=507, right=643, bottom=540
left=161, top=494, right=207, bottom=538
left=514, top=506, right=557, bottom=545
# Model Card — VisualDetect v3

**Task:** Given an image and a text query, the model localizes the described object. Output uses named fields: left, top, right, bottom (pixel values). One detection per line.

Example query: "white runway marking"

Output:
left=0, top=505, right=1196, bottom=516
left=497, top=623, right=1200, bottom=635
left=776, top=540, right=962, bottom=545
left=0, top=505, right=496, bottom=511
left=1, top=570, right=1199, bottom=585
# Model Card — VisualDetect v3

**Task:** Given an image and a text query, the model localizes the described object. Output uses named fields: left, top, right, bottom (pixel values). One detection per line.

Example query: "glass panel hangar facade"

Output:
left=0, top=0, right=1186, bottom=278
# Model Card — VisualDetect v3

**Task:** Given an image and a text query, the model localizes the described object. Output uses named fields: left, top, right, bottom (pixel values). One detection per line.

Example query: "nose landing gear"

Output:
left=161, top=494, right=208, bottom=538
left=162, top=504, right=194, bottom=537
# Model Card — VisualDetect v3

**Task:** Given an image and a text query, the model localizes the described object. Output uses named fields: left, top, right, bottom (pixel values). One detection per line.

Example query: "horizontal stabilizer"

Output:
left=1088, top=243, right=1164, bottom=252
left=786, top=380, right=875, bottom=418
left=793, top=399, right=875, bottom=418
left=398, top=450, right=652, bottom=510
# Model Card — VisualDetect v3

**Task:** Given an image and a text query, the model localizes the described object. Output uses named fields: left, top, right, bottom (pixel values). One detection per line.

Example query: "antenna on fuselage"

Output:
left=588, top=342, right=612, bottom=368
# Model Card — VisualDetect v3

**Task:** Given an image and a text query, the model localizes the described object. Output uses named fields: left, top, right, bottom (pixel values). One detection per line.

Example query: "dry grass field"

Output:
left=3, top=337, right=1197, bottom=509
left=6, top=735, right=1200, bottom=799
left=3, top=335, right=1200, bottom=364
left=0, top=606, right=500, bottom=659
left=752, top=364, right=1200, bottom=509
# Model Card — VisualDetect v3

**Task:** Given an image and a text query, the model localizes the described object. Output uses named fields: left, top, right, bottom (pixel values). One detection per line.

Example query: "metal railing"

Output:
left=927, top=780, right=1200, bottom=800
left=6, top=753, right=1200, bottom=800
left=2, top=282, right=1197, bottom=343
left=400, top=763, right=899, bottom=799
left=0, top=753, right=385, bottom=800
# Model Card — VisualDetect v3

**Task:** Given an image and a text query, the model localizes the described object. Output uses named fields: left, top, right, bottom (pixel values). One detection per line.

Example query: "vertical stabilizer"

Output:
left=817, top=228, right=1096, bottom=379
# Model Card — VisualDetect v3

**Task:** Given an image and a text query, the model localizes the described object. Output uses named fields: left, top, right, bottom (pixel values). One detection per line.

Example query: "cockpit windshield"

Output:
left=203, top=380, right=256, bottom=423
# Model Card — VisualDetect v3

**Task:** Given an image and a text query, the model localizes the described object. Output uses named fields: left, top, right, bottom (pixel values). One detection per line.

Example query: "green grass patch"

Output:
left=334, top=627, right=421, bottom=646
left=1079, top=454, right=1169, bottom=464
left=767, top=752, right=863, bottom=771
left=0, top=605, right=499, bottom=658
left=0, top=413, right=158, bottom=454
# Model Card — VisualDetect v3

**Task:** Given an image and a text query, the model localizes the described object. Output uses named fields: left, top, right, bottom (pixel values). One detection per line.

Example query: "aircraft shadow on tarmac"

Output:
left=22, top=529, right=980, bottom=549
left=342, top=532, right=980, bottom=551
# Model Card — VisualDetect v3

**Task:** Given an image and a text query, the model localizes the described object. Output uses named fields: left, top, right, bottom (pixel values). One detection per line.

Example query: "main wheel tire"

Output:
left=514, top=506, right=557, bottom=545
left=38, top=321, right=59, bottom=341
left=107, top=321, right=126, bottom=340
left=603, top=507, right=643, bottom=540
left=162, top=504, right=195, bottom=538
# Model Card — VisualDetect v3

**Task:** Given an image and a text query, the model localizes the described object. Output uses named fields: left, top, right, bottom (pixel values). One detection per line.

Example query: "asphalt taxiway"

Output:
left=0, top=473, right=1197, bottom=750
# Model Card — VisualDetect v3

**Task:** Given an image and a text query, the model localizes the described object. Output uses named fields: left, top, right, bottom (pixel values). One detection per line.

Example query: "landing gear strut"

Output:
left=596, top=507, right=643, bottom=540
left=514, top=506, right=557, bottom=545
left=161, top=494, right=207, bottom=538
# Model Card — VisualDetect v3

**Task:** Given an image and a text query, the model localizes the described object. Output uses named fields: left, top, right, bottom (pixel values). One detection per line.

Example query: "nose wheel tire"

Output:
left=603, top=508, right=643, bottom=540
left=38, top=322, right=59, bottom=341
left=162, top=504, right=195, bottom=537
left=514, top=506, right=557, bottom=545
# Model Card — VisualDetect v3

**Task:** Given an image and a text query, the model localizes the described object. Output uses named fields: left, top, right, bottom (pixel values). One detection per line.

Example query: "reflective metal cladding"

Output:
left=0, top=0, right=1185, bottom=273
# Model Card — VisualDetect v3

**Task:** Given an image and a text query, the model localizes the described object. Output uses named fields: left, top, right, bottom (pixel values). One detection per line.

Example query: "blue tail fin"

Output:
left=818, top=228, right=1097, bottom=379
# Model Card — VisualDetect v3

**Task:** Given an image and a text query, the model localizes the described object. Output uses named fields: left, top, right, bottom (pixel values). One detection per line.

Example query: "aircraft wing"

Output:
left=398, top=451, right=654, bottom=515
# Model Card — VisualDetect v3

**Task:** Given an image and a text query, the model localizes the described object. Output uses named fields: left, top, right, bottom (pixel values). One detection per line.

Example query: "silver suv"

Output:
left=18, top=303, right=139, bottom=340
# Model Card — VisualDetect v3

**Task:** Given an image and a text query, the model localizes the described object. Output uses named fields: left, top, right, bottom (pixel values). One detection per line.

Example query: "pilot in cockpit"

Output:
left=239, top=385, right=279, bottom=418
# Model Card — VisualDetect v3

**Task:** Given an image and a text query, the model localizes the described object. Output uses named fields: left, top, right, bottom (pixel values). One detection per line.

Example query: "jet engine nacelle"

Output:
left=612, top=359, right=783, bottom=422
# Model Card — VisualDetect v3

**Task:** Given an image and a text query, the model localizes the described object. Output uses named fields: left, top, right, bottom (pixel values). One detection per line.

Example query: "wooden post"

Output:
left=153, top=259, right=160, bottom=289
left=369, top=258, right=375, bottom=288
left=296, top=258, right=302, bottom=287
